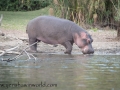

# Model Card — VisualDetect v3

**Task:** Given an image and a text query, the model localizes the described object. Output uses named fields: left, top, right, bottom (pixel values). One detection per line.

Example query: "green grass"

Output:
left=0, top=7, right=49, bottom=31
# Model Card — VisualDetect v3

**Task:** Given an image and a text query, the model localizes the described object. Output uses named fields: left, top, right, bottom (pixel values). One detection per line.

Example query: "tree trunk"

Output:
left=117, top=27, right=120, bottom=37
left=117, top=22, right=120, bottom=37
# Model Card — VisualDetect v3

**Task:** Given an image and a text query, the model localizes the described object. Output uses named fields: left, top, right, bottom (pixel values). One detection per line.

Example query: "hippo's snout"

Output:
left=82, top=49, right=94, bottom=54
left=82, top=46, right=94, bottom=54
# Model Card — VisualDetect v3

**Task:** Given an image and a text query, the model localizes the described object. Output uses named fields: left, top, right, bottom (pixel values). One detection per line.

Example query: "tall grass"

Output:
left=52, top=0, right=120, bottom=26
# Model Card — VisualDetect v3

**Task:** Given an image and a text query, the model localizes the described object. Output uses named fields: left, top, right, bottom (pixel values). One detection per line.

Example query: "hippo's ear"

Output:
left=87, top=39, right=91, bottom=44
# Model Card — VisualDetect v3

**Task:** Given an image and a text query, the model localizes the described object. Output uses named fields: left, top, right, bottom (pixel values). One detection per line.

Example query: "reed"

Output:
left=49, top=8, right=54, bottom=16
left=52, top=0, right=120, bottom=27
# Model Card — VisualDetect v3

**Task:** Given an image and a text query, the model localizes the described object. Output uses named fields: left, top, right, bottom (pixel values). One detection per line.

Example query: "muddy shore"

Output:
left=0, top=28, right=120, bottom=55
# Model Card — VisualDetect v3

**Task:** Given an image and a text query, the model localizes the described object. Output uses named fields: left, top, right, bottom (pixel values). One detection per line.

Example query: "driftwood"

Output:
left=1, top=41, right=38, bottom=62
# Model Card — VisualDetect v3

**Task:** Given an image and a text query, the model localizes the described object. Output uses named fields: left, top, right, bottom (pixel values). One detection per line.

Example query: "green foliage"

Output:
left=91, top=27, right=98, bottom=32
left=52, top=0, right=120, bottom=26
left=52, top=0, right=106, bottom=25
left=0, top=0, right=51, bottom=11
left=111, top=0, right=120, bottom=21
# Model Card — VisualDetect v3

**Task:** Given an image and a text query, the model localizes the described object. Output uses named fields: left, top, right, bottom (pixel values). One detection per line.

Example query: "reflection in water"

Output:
left=0, top=54, right=120, bottom=90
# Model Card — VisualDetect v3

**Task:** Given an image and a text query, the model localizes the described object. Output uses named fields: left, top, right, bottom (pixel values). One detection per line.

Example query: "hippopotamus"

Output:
left=26, top=16, right=94, bottom=54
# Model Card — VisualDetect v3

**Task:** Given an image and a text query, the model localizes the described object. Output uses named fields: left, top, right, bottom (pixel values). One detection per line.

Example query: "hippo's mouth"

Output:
left=81, top=46, right=94, bottom=54
left=81, top=47, right=87, bottom=54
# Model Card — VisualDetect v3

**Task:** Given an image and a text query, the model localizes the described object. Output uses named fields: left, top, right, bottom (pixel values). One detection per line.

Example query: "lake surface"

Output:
left=0, top=54, right=120, bottom=90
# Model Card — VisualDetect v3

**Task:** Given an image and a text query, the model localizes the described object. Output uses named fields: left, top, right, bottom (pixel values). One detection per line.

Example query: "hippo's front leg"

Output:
left=62, top=41, right=73, bottom=54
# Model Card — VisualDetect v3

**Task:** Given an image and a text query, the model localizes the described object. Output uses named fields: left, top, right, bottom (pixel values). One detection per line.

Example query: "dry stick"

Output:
left=24, top=49, right=37, bottom=60
left=11, top=41, right=38, bottom=60
left=3, top=41, right=38, bottom=61
left=29, top=53, right=37, bottom=60
left=0, top=44, right=20, bottom=56
left=24, top=50, right=31, bottom=59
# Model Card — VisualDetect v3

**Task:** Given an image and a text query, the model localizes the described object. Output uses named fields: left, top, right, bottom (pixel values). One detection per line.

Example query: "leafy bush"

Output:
left=0, top=0, right=50, bottom=11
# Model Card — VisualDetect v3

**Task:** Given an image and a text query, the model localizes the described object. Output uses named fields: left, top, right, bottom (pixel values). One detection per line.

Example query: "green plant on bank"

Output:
left=91, top=27, right=98, bottom=32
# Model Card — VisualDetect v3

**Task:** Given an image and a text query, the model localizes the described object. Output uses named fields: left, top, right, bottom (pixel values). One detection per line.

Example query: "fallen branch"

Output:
left=1, top=41, right=38, bottom=62
left=0, top=44, right=20, bottom=56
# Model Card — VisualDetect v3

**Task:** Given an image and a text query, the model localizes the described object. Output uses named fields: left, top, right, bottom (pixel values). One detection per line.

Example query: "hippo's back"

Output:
left=27, top=16, right=74, bottom=32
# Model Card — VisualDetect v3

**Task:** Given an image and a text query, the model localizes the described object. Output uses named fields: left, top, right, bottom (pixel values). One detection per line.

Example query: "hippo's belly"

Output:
left=37, top=37, right=60, bottom=45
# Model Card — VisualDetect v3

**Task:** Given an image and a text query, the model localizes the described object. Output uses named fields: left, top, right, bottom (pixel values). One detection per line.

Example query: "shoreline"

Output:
left=0, top=29, right=120, bottom=55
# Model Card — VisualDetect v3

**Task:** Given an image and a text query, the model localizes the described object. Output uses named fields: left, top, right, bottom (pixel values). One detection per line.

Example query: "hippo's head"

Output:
left=74, top=32, right=94, bottom=54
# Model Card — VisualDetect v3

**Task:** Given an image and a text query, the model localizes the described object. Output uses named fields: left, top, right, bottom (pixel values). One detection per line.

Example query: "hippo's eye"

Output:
left=87, top=39, right=90, bottom=44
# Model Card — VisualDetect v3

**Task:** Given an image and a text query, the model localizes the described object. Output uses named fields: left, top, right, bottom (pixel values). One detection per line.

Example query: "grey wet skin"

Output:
left=26, top=16, right=94, bottom=54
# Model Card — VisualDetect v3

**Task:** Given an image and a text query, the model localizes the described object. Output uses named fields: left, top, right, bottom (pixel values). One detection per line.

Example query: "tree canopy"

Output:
left=0, top=0, right=51, bottom=11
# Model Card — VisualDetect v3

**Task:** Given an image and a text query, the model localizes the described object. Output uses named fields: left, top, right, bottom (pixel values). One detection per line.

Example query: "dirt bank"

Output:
left=0, top=28, right=120, bottom=55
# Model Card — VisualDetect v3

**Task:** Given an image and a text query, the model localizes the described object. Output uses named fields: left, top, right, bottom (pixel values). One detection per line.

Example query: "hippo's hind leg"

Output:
left=62, top=41, right=73, bottom=54
left=29, top=38, right=39, bottom=52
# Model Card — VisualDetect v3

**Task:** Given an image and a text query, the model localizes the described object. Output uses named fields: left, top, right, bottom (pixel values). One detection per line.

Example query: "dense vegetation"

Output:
left=52, top=0, right=119, bottom=24
left=0, top=0, right=120, bottom=37
left=52, top=0, right=120, bottom=37
left=0, top=0, right=51, bottom=11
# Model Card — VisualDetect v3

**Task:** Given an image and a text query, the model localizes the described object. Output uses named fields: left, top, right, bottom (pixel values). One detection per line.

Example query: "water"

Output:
left=0, top=54, right=120, bottom=90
